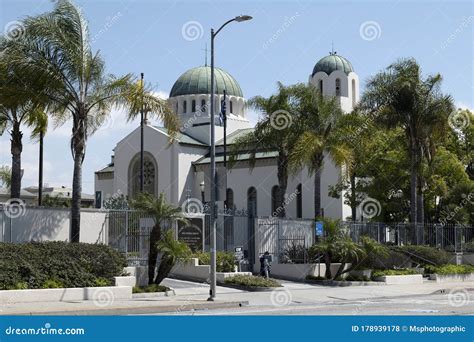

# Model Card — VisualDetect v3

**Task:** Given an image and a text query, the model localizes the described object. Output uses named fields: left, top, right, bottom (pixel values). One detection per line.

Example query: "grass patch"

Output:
left=425, top=264, right=474, bottom=275
left=224, top=275, right=281, bottom=288
left=132, top=284, right=169, bottom=293
left=372, top=269, right=417, bottom=278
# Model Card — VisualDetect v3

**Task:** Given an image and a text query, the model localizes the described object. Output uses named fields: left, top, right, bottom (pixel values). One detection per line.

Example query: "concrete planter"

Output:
left=429, top=273, right=474, bottom=283
left=124, top=266, right=148, bottom=287
left=374, top=274, right=423, bottom=284
left=258, top=263, right=352, bottom=281
left=132, top=289, right=176, bottom=298
left=114, top=276, right=136, bottom=287
left=0, top=286, right=132, bottom=304
left=170, top=258, right=251, bottom=283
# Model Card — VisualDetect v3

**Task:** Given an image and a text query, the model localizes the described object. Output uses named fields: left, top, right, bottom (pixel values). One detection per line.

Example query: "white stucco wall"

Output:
left=1, top=208, right=108, bottom=243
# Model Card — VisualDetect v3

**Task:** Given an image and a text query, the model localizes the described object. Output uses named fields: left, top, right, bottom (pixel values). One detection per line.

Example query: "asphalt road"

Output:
left=154, top=278, right=474, bottom=316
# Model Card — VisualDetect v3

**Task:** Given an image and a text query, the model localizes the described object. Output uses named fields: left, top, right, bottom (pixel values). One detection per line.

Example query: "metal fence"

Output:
left=342, top=222, right=474, bottom=253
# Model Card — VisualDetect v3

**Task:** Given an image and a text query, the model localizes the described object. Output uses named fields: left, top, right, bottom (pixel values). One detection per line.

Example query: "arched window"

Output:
left=229, top=100, right=233, bottom=114
left=183, top=100, right=187, bottom=113
left=352, top=79, right=356, bottom=107
left=226, top=188, right=234, bottom=211
left=247, top=187, right=257, bottom=217
left=191, top=99, right=196, bottom=113
left=271, top=185, right=281, bottom=216
left=335, top=78, right=341, bottom=96
left=296, top=184, right=302, bottom=218
left=201, top=99, right=206, bottom=112
left=319, top=79, right=323, bottom=94
left=128, top=152, right=158, bottom=199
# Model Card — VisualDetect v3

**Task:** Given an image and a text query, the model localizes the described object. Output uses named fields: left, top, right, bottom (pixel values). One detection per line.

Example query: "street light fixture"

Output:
left=208, top=15, right=252, bottom=301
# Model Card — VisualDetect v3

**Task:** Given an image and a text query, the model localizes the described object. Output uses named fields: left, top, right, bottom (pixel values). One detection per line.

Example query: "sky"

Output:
left=0, top=0, right=473, bottom=194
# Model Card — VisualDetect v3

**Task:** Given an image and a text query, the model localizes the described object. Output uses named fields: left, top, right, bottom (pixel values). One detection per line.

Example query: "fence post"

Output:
left=125, top=210, right=129, bottom=255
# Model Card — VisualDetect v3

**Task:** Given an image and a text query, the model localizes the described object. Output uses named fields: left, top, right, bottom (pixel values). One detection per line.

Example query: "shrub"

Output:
left=132, top=284, right=168, bottom=293
left=279, top=242, right=308, bottom=264
left=224, top=275, right=281, bottom=288
left=372, top=269, right=416, bottom=278
left=357, top=237, right=390, bottom=269
left=42, top=279, right=64, bottom=289
left=394, top=245, right=450, bottom=266
left=425, top=264, right=474, bottom=275
left=192, top=251, right=235, bottom=272
left=0, top=241, right=126, bottom=290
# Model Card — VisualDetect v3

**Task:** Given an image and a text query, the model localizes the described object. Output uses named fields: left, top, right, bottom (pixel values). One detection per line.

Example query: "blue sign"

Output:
left=315, top=221, right=324, bottom=236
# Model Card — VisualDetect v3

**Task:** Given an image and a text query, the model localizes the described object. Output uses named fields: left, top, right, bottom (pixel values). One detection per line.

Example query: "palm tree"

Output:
left=131, top=192, right=188, bottom=284
left=230, top=82, right=300, bottom=217
left=155, top=230, right=191, bottom=285
left=0, top=56, right=47, bottom=200
left=0, top=165, right=12, bottom=189
left=362, top=58, right=453, bottom=227
left=28, top=110, right=48, bottom=206
left=1, top=0, right=179, bottom=241
left=288, top=83, right=352, bottom=218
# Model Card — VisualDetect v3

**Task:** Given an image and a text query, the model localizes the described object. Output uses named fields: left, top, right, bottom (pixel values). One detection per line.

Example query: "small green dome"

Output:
left=169, top=66, right=243, bottom=98
left=312, top=54, right=354, bottom=76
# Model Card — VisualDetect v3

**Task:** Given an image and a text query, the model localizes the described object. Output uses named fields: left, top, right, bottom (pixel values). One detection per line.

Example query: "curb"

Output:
left=217, top=282, right=281, bottom=292
left=132, top=289, right=176, bottom=299
left=3, top=301, right=249, bottom=316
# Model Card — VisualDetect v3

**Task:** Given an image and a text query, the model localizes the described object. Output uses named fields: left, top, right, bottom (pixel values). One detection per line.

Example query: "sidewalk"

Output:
left=0, top=279, right=471, bottom=315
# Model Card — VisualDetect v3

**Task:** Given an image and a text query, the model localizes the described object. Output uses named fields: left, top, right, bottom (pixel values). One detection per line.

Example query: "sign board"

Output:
left=177, top=217, right=204, bottom=252
left=315, top=221, right=324, bottom=237
left=234, top=246, right=244, bottom=260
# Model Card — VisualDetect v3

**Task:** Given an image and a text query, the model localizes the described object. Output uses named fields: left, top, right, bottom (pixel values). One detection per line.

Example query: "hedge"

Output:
left=0, top=241, right=127, bottom=290
left=394, top=245, right=451, bottom=266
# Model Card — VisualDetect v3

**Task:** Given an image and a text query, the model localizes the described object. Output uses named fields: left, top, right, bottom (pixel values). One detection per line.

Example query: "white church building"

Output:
left=94, top=53, right=359, bottom=222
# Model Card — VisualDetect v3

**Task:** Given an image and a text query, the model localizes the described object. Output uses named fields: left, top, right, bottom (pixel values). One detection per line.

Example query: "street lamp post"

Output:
left=208, top=15, right=252, bottom=301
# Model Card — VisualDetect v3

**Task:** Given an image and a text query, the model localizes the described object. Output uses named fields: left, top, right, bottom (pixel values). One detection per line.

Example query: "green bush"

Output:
left=345, top=274, right=370, bottom=282
left=42, top=279, right=64, bottom=289
left=425, top=264, right=474, bottom=275
left=132, top=284, right=168, bottom=293
left=372, top=269, right=416, bottom=278
left=192, top=251, right=235, bottom=272
left=224, top=275, right=281, bottom=288
left=394, top=245, right=450, bottom=266
left=0, top=241, right=126, bottom=290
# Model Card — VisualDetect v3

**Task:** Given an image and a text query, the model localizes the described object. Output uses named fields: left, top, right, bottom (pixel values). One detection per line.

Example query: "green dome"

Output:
left=169, top=66, right=243, bottom=98
left=312, top=54, right=354, bottom=76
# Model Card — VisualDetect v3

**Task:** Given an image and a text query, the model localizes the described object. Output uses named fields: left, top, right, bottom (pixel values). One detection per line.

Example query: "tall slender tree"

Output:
left=0, top=57, right=46, bottom=200
left=362, top=58, right=453, bottom=227
left=230, top=82, right=301, bottom=217
left=288, top=83, right=352, bottom=218
left=1, top=0, right=179, bottom=241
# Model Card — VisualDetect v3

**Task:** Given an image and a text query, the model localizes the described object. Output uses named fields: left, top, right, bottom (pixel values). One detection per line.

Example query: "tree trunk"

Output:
left=409, top=138, right=418, bottom=243
left=70, top=115, right=85, bottom=242
left=324, top=252, right=332, bottom=279
left=148, top=224, right=161, bottom=284
left=314, top=155, right=324, bottom=218
left=276, top=154, right=288, bottom=217
left=350, top=172, right=357, bottom=221
left=154, top=255, right=174, bottom=285
left=10, top=121, right=22, bottom=200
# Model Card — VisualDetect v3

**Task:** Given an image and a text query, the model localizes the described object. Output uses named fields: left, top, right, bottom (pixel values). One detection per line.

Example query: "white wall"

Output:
left=1, top=208, right=108, bottom=243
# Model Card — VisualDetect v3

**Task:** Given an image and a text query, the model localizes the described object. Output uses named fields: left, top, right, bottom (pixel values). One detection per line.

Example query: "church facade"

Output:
left=94, top=53, right=359, bottom=220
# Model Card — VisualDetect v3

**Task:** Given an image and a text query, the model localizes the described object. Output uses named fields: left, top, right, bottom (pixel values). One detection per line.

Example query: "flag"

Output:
left=219, top=91, right=227, bottom=127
